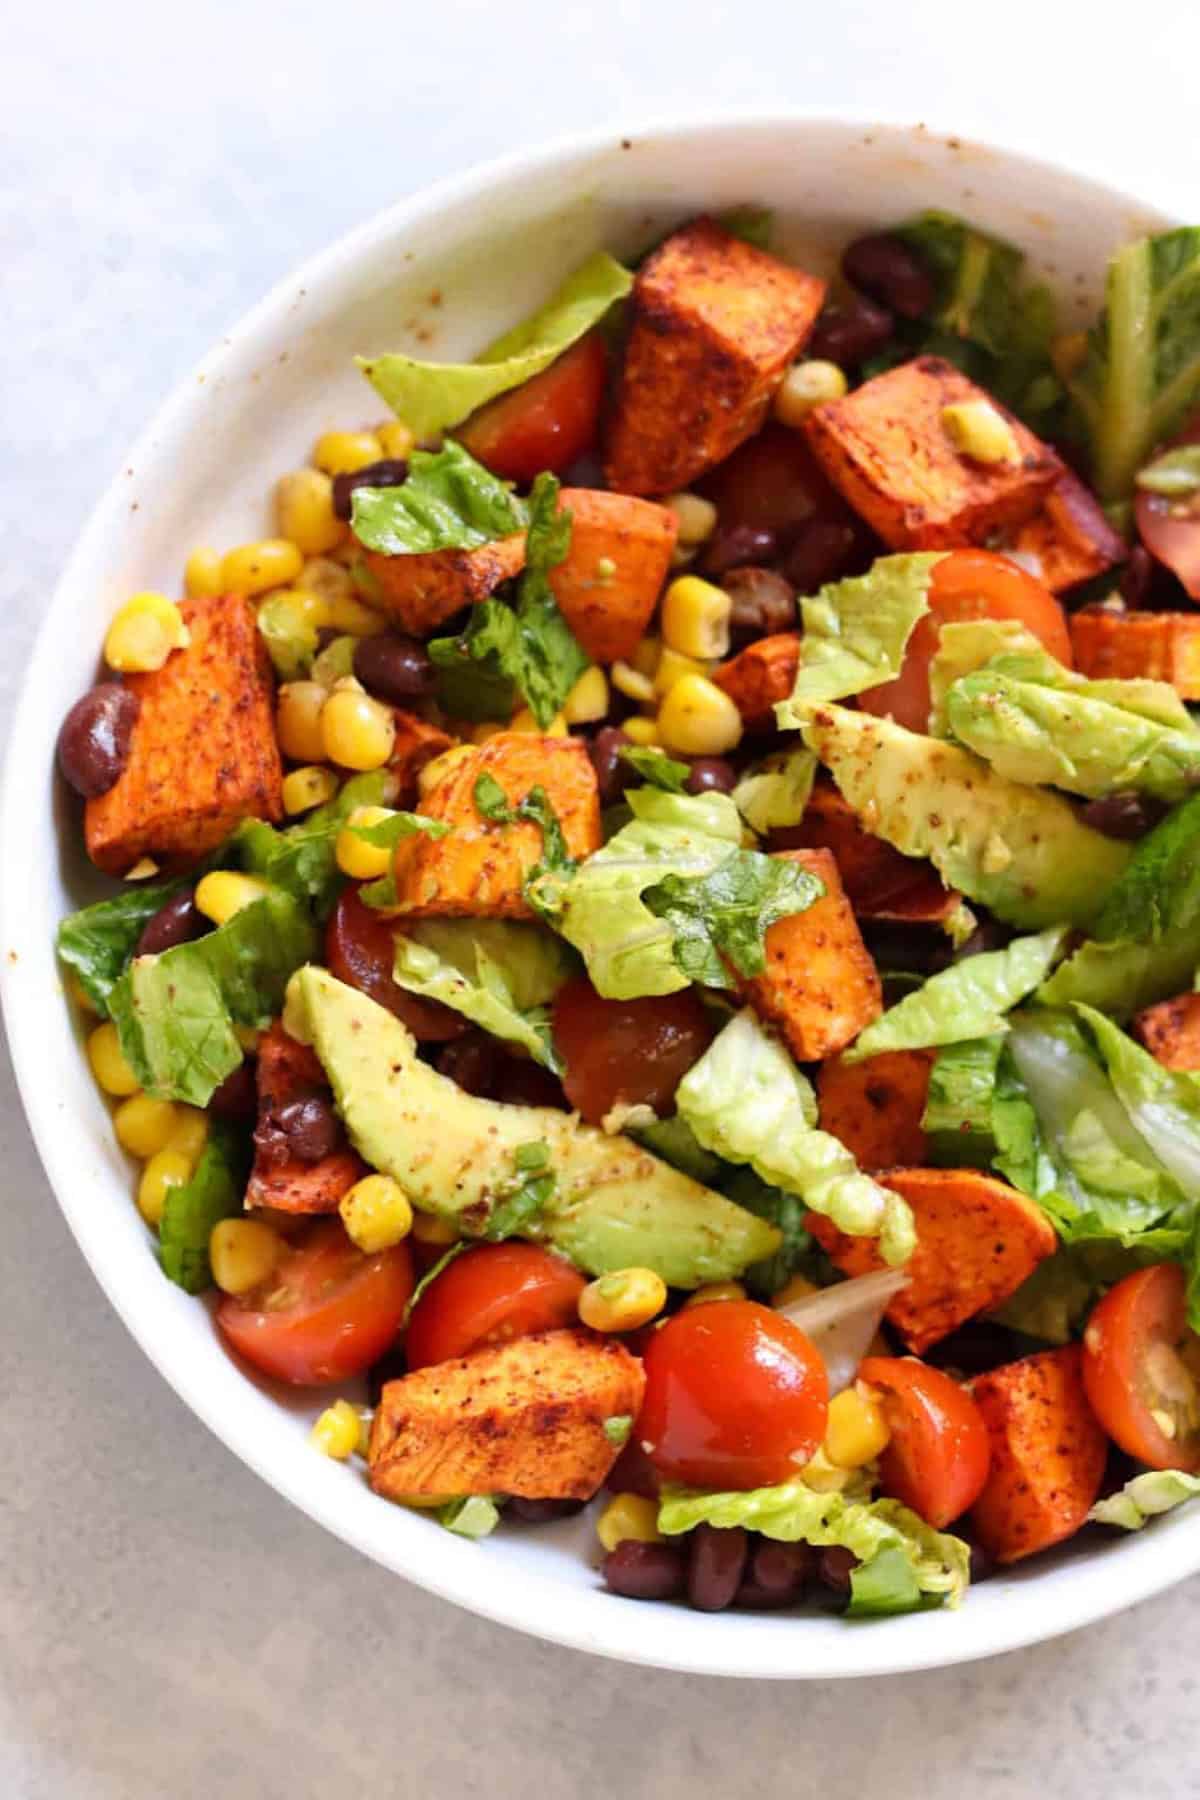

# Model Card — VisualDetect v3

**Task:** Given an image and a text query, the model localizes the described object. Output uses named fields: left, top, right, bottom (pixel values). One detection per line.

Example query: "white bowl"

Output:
left=4, top=114, right=1190, bottom=1679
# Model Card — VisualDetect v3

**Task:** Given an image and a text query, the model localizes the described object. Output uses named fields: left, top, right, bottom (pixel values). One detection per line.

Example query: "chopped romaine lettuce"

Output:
left=1037, top=932, right=1200, bottom=1021
left=994, top=1236, right=1185, bottom=1344
left=716, top=205, right=774, bottom=250
left=57, top=875, right=193, bottom=1017
left=233, top=771, right=394, bottom=919
left=732, top=747, right=818, bottom=835
left=391, top=919, right=573, bottom=1069
left=620, top=746, right=691, bottom=794
left=922, top=1035, right=1008, bottom=1168
left=1090, top=1468, right=1200, bottom=1531
left=1076, top=1004, right=1200, bottom=1195
left=773, top=554, right=940, bottom=721
left=848, top=1546, right=941, bottom=1618
left=643, top=850, right=822, bottom=988
left=927, top=618, right=1045, bottom=735
left=158, top=1121, right=250, bottom=1293
left=1095, top=791, right=1200, bottom=944
left=350, top=441, right=527, bottom=557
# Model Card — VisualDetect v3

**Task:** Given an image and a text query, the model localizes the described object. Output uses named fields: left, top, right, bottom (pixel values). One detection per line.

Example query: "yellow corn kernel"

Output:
left=941, top=400, right=1020, bottom=465
left=313, top=430, right=383, bottom=476
left=578, top=1267, right=667, bottom=1334
left=124, top=857, right=161, bottom=882
left=113, top=1094, right=179, bottom=1160
left=661, top=576, right=732, bottom=663
left=299, top=556, right=356, bottom=606
left=410, top=1210, right=459, bottom=1246
left=419, top=744, right=474, bottom=796
left=376, top=419, right=416, bottom=460
left=774, top=358, right=848, bottom=427
left=670, top=543, right=697, bottom=571
left=221, top=537, right=305, bottom=598
left=611, top=660, right=657, bottom=704
left=274, top=468, right=346, bottom=557
left=621, top=716, right=661, bottom=747
left=773, top=1273, right=820, bottom=1308
left=653, top=645, right=710, bottom=698
left=470, top=720, right=508, bottom=745
left=656, top=674, right=743, bottom=756
left=321, top=687, right=396, bottom=770
left=311, top=1398, right=364, bottom=1461
left=824, top=1382, right=891, bottom=1470
left=194, top=870, right=272, bottom=927
left=394, top=1492, right=455, bottom=1510
left=665, top=491, right=718, bottom=546
left=339, top=1173, right=414, bottom=1253
left=184, top=546, right=224, bottom=599
left=136, top=1148, right=192, bottom=1228
left=104, top=593, right=190, bottom=674
left=211, top=1218, right=285, bottom=1296
left=282, top=764, right=339, bottom=814
left=510, top=707, right=568, bottom=736
left=631, top=636, right=662, bottom=680
left=1051, top=330, right=1089, bottom=382
left=66, top=972, right=99, bottom=1016
left=165, top=1105, right=209, bottom=1168
left=276, top=680, right=329, bottom=762
left=596, top=1493, right=662, bottom=1553
left=335, top=805, right=397, bottom=879
left=563, top=665, right=609, bottom=725
left=273, top=586, right=336, bottom=631
left=328, top=592, right=389, bottom=637
left=800, top=1446, right=852, bottom=1494
left=87, top=1022, right=139, bottom=1097
left=684, top=1281, right=746, bottom=1308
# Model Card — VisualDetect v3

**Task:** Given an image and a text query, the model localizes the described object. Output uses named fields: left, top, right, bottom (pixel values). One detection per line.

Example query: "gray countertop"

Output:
left=6, top=4, right=1200, bottom=1793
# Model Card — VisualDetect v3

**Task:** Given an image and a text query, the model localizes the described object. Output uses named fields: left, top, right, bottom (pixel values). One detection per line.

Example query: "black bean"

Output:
left=925, top=1320, right=1029, bottom=1377
left=1080, top=791, right=1168, bottom=840
left=842, top=233, right=935, bottom=320
left=135, top=888, right=205, bottom=957
left=331, top=458, right=410, bottom=521
left=208, top=1061, right=259, bottom=1121
left=686, top=757, right=737, bottom=796
left=781, top=519, right=863, bottom=595
left=950, top=917, right=1011, bottom=963
left=436, top=1031, right=500, bottom=1099
left=751, top=1539, right=814, bottom=1596
left=816, top=1544, right=859, bottom=1599
left=588, top=725, right=635, bottom=807
left=1119, top=546, right=1154, bottom=609
left=603, top=1540, right=688, bottom=1602
left=721, top=567, right=797, bottom=646
left=57, top=682, right=140, bottom=798
left=352, top=632, right=436, bottom=703
left=968, top=1542, right=996, bottom=1585
left=686, top=1524, right=748, bottom=1612
left=507, top=1497, right=587, bottom=1523
left=733, top=1582, right=799, bottom=1610
left=807, top=295, right=895, bottom=368
left=276, top=1093, right=341, bottom=1163
left=700, top=524, right=778, bottom=578
left=494, top=1058, right=568, bottom=1110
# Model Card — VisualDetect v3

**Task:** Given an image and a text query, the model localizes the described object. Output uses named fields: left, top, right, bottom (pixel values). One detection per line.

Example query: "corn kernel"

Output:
left=941, top=400, right=1020, bottom=465
left=165, top=1105, right=209, bottom=1168
left=313, top=430, right=384, bottom=476
left=194, top=870, right=272, bottom=927
left=321, top=687, right=396, bottom=770
left=339, top=1173, right=414, bottom=1253
left=630, top=636, right=661, bottom=680
left=210, top=1218, right=285, bottom=1296
left=510, top=707, right=568, bottom=736
left=124, top=856, right=160, bottom=881
left=1051, top=330, right=1089, bottom=382
left=665, top=492, right=718, bottom=546
left=221, top=538, right=305, bottom=598
left=87, top=1022, right=139, bottom=1097
left=773, top=1274, right=820, bottom=1308
left=282, top=764, right=339, bottom=814
left=299, top=556, right=356, bottom=606
left=563, top=666, right=610, bottom=725
left=653, top=645, right=711, bottom=697
left=274, top=468, right=346, bottom=557
left=419, top=744, right=474, bottom=796
left=66, top=972, right=99, bottom=1016
left=136, top=1148, right=192, bottom=1228
left=335, top=805, right=397, bottom=879
left=104, top=593, right=190, bottom=673
left=470, top=720, right=508, bottom=744
left=276, top=680, right=329, bottom=762
left=113, top=1093, right=179, bottom=1159
left=800, top=1446, right=852, bottom=1494
left=596, top=1492, right=662, bottom=1553
left=311, top=1398, right=364, bottom=1461
left=184, top=546, right=224, bottom=599
left=621, top=716, right=661, bottom=747
left=661, top=576, right=732, bottom=663
left=683, top=1281, right=746, bottom=1308
left=410, top=1210, right=459, bottom=1246
left=578, top=1267, right=666, bottom=1334
left=670, top=543, right=697, bottom=570
left=376, top=420, right=416, bottom=460
left=824, top=1382, right=891, bottom=1469
left=611, top=661, right=657, bottom=704
left=774, top=359, right=848, bottom=427
left=656, top=673, right=743, bottom=756
left=328, top=592, right=388, bottom=637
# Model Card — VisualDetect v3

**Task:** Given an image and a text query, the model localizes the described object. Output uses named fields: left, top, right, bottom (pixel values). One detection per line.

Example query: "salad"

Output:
left=53, top=205, right=1200, bottom=1621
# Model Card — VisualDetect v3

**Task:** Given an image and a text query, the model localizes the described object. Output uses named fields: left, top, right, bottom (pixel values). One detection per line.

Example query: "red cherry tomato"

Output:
left=404, top=1242, right=586, bottom=1370
left=551, top=976, right=714, bottom=1126
left=858, top=549, right=1073, bottom=732
left=1082, top=1264, right=1200, bottom=1471
left=217, top=1218, right=413, bottom=1387
left=858, top=1357, right=991, bottom=1528
left=1135, top=413, right=1200, bottom=599
left=326, top=887, right=466, bottom=1041
left=456, top=332, right=608, bottom=483
left=638, top=1301, right=828, bottom=1490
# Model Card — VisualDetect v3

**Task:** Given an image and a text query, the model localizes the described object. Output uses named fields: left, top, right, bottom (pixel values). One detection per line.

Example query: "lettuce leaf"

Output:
left=1076, top=1004, right=1200, bottom=1195
left=358, top=251, right=632, bottom=439
left=392, top=919, right=573, bottom=1069
left=922, top=1035, right=1009, bottom=1168
left=774, top=553, right=940, bottom=722
left=620, top=746, right=691, bottom=794
left=1095, top=791, right=1200, bottom=944
left=845, top=928, right=1066, bottom=1063
left=895, top=211, right=1030, bottom=359
left=675, top=1009, right=915, bottom=1264
left=732, top=747, right=817, bottom=835
left=350, top=441, right=526, bottom=557
left=1090, top=1468, right=1200, bottom=1531
left=994, top=1235, right=1188, bottom=1343
left=158, top=1121, right=250, bottom=1293
left=57, top=876, right=192, bottom=1017
left=1037, top=932, right=1200, bottom=1022
left=233, top=771, right=393, bottom=919
left=928, top=618, right=1045, bottom=736
left=643, top=850, right=823, bottom=987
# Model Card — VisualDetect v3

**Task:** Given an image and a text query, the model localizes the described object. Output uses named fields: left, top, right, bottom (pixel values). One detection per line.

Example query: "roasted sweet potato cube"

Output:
left=773, top=780, right=958, bottom=921
left=713, top=633, right=801, bottom=729
left=245, top=1022, right=365, bottom=1213
left=816, top=1050, right=933, bottom=1171
left=364, top=532, right=526, bottom=637
left=85, top=592, right=283, bottom=874
left=806, top=1167, right=1058, bottom=1353
left=389, top=732, right=601, bottom=919
left=549, top=489, right=678, bottom=664
left=743, top=848, right=881, bottom=1061
left=970, top=1347, right=1107, bottom=1563
left=1134, top=991, right=1200, bottom=1070
left=389, top=709, right=454, bottom=803
left=1004, top=470, right=1125, bottom=593
left=604, top=218, right=826, bottom=495
left=368, top=1328, right=646, bottom=1500
left=1069, top=608, right=1200, bottom=700
left=803, top=357, right=1062, bottom=550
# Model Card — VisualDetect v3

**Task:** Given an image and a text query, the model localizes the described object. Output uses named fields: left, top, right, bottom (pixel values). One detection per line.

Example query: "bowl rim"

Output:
left=5, top=106, right=1193, bottom=1680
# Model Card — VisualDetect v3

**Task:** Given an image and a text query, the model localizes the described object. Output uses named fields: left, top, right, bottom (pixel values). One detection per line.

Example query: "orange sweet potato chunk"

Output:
left=1134, top=991, right=1200, bottom=1070
left=389, top=732, right=601, bottom=919
left=364, top=532, right=527, bottom=636
left=549, top=489, right=678, bottom=664
left=970, top=1347, right=1107, bottom=1563
left=245, top=1023, right=365, bottom=1214
left=774, top=780, right=958, bottom=922
left=604, top=218, right=826, bottom=495
left=1005, top=470, right=1125, bottom=594
left=85, top=592, right=283, bottom=874
left=388, top=709, right=454, bottom=804
left=713, top=634, right=801, bottom=729
left=816, top=1050, right=933, bottom=1171
left=803, top=356, right=1062, bottom=550
left=1069, top=608, right=1200, bottom=700
left=743, top=848, right=881, bottom=1061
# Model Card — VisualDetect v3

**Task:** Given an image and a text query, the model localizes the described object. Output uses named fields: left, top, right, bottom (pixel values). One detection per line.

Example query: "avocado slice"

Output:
left=800, top=704, right=1130, bottom=929
left=294, top=967, right=780, bottom=1286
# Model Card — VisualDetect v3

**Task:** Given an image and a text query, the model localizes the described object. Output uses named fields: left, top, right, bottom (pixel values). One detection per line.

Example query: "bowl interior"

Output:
left=4, top=114, right=1189, bottom=1679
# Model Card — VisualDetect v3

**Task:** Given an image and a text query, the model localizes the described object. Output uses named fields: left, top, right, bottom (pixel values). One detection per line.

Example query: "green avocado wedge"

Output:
left=294, top=967, right=780, bottom=1287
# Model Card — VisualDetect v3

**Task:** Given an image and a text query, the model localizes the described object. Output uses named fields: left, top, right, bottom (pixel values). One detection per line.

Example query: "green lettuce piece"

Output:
left=1037, top=932, right=1200, bottom=1021
left=1095, top=791, right=1200, bottom=943
left=620, top=746, right=690, bottom=794
left=233, top=771, right=393, bottom=919
left=732, top=747, right=818, bottom=835
left=256, top=591, right=320, bottom=679
left=845, top=928, right=1066, bottom=1063
left=643, top=850, right=822, bottom=988
left=922, top=1035, right=1007, bottom=1167
left=1068, top=227, right=1200, bottom=499
left=392, top=920, right=574, bottom=1069
left=1076, top=1004, right=1200, bottom=1196
left=109, top=889, right=318, bottom=1105
left=659, top=1481, right=969, bottom=1608
left=994, top=1236, right=1189, bottom=1343
left=358, top=252, right=632, bottom=438
left=438, top=1495, right=502, bottom=1539
left=158, top=1122, right=250, bottom=1293
left=675, top=1009, right=915, bottom=1265
left=57, top=876, right=192, bottom=1017
left=716, top=206, right=774, bottom=250
left=928, top=619, right=1044, bottom=736
left=896, top=211, right=1029, bottom=358
left=774, top=554, right=940, bottom=721
left=848, top=1547, right=940, bottom=1618
left=718, top=1164, right=826, bottom=1300
left=1090, top=1469, right=1200, bottom=1531
left=350, top=441, right=526, bottom=557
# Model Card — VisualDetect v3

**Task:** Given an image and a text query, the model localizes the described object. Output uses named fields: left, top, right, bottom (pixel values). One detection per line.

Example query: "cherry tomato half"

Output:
left=326, top=887, right=466, bottom=1042
left=217, top=1218, right=413, bottom=1386
left=858, top=1357, right=991, bottom=1528
left=552, top=976, right=714, bottom=1126
left=404, top=1242, right=587, bottom=1370
left=457, top=331, right=608, bottom=484
left=638, top=1301, right=828, bottom=1490
left=858, top=548, right=1073, bottom=732
left=1082, top=1264, right=1200, bottom=1471
left=1135, top=411, right=1200, bottom=600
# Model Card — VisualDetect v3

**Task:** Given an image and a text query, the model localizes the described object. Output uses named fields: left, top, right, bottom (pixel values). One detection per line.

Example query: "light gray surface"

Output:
left=6, top=3, right=1200, bottom=1793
